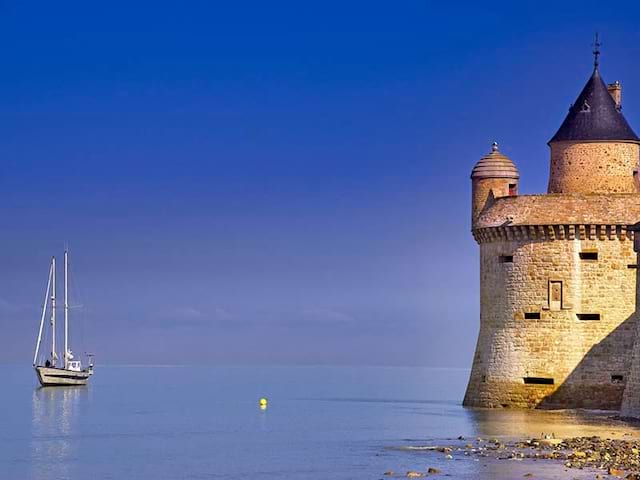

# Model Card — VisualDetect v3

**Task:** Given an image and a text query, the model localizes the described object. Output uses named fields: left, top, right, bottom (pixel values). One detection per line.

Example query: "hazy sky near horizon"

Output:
left=2, top=1, right=640, bottom=366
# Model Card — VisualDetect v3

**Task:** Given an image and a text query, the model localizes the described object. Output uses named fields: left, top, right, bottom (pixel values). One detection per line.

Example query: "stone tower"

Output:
left=471, top=142, right=519, bottom=228
left=464, top=54, right=640, bottom=409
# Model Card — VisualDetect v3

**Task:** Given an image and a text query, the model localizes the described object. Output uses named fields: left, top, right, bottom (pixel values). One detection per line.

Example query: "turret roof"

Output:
left=471, top=142, right=519, bottom=179
left=549, top=67, right=639, bottom=144
left=475, top=193, right=640, bottom=229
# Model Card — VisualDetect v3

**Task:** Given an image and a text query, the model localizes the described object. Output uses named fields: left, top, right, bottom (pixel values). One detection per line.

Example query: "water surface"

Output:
left=2, top=366, right=638, bottom=479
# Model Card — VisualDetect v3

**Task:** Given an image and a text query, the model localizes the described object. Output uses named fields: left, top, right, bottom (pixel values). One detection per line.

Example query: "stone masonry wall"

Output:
left=463, top=231, right=638, bottom=409
left=472, top=177, right=517, bottom=228
left=621, top=241, right=640, bottom=417
left=548, top=141, right=639, bottom=194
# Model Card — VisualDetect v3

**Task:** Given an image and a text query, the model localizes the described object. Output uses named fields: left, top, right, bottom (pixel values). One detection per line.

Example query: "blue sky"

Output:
left=2, top=1, right=640, bottom=365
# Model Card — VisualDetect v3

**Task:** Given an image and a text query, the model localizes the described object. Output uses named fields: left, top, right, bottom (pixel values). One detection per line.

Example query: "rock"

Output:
left=415, top=435, right=640, bottom=477
left=406, top=472, right=423, bottom=478
left=539, top=438, right=563, bottom=447
left=383, top=471, right=394, bottom=476
left=427, top=467, right=441, bottom=474
left=523, top=474, right=533, bottom=478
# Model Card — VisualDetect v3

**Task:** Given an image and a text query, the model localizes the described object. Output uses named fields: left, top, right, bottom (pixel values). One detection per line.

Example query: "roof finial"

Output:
left=592, top=32, right=601, bottom=69
left=492, top=141, right=499, bottom=152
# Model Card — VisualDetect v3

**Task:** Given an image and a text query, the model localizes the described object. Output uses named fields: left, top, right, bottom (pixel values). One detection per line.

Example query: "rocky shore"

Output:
left=389, top=435, right=640, bottom=478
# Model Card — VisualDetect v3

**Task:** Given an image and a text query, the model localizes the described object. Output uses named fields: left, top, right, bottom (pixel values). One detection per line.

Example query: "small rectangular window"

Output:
left=577, top=313, right=600, bottom=321
left=523, top=377, right=554, bottom=385
left=579, top=251, right=598, bottom=260
left=549, top=281, right=562, bottom=311
left=611, top=374, right=624, bottom=384
left=524, top=312, right=541, bottom=320
left=508, top=184, right=517, bottom=196
left=499, top=255, right=514, bottom=263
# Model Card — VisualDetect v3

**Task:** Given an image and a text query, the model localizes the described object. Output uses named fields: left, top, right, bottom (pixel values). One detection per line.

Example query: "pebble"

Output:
left=409, top=435, right=640, bottom=478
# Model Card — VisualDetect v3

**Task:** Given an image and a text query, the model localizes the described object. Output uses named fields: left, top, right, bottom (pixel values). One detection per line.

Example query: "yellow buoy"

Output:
left=259, top=397, right=268, bottom=410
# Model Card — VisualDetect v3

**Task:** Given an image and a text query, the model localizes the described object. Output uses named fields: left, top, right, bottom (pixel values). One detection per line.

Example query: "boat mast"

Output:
left=64, top=250, right=69, bottom=370
left=51, top=256, right=56, bottom=366
left=33, top=260, right=53, bottom=366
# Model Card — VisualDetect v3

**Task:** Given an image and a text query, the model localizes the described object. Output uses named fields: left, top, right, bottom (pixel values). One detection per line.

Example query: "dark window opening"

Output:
left=524, top=312, right=541, bottom=320
left=500, top=255, right=514, bottom=263
left=629, top=264, right=639, bottom=269
left=611, top=374, right=624, bottom=384
left=579, top=251, right=598, bottom=260
left=577, top=313, right=600, bottom=321
left=523, top=377, right=554, bottom=385
left=481, top=375, right=486, bottom=383
left=508, top=183, right=517, bottom=196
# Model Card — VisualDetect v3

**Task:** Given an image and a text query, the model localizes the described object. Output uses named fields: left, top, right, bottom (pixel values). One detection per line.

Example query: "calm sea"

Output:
left=2, top=366, right=639, bottom=479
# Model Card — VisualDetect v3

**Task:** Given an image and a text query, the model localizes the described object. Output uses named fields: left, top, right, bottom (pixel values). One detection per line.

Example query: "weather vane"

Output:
left=592, top=32, right=601, bottom=69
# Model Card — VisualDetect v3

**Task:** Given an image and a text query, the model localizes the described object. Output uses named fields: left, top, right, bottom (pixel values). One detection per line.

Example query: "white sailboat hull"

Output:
left=35, top=366, right=91, bottom=386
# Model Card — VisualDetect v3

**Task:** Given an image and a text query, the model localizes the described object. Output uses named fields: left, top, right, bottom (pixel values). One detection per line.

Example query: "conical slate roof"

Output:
left=549, top=68, right=639, bottom=144
left=471, top=142, right=519, bottom=179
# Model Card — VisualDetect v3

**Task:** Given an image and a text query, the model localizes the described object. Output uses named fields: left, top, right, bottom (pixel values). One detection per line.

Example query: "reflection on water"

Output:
left=31, top=387, right=88, bottom=480
left=466, top=408, right=640, bottom=440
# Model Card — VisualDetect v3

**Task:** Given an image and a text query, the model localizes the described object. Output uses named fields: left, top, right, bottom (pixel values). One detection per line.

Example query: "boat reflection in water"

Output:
left=31, top=386, right=88, bottom=480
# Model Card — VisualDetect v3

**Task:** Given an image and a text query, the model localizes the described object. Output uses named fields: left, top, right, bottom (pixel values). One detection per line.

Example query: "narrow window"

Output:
left=524, top=312, right=541, bottom=320
left=549, top=281, right=562, bottom=311
left=611, top=374, right=624, bottom=384
left=499, top=255, right=514, bottom=263
left=481, top=375, right=487, bottom=383
left=577, top=313, right=600, bottom=321
left=508, top=183, right=517, bottom=196
left=628, top=264, right=638, bottom=269
left=579, top=251, right=598, bottom=260
left=580, top=99, right=591, bottom=112
left=523, top=377, right=554, bottom=385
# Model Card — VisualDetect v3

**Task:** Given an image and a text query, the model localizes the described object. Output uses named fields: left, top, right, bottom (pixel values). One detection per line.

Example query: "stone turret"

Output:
left=471, top=142, right=519, bottom=228
left=464, top=52, right=640, bottom=411
left=548, top=67, right=640, bottom=194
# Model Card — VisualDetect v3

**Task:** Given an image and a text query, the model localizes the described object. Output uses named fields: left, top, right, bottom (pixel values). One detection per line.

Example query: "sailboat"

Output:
left=32, top=250, right=94, bottom=386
